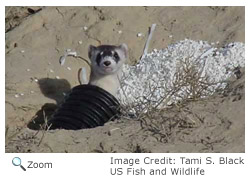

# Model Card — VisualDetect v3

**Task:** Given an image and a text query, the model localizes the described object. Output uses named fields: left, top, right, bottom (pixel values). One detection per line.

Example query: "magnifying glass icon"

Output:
left=12, top=157, right=26, bottom=171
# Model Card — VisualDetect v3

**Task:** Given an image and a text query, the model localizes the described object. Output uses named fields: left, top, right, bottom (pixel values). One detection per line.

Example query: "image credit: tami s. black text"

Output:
left=109, top=156, right=245, bottom=176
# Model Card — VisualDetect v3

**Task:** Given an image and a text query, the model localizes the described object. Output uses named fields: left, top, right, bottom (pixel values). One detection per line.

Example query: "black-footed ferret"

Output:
left=88, top=44, right=128, bottom=96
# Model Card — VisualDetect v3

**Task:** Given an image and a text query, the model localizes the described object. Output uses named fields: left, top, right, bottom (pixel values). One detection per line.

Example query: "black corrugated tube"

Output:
left=48, top=84, right=120, bottom=130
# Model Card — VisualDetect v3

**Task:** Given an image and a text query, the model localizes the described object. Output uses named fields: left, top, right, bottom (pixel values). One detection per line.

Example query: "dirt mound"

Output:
left=5, top=71, right=245, bottom=153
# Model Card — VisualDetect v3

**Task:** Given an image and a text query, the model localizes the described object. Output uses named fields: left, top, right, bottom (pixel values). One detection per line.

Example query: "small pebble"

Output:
left=56, top=76, right=60, bottom=79
left=26, top=69, right=31, bottom=72
left=30, top=91, right=34, bottom=94
left=67, top=51, right=77, bottom=57
left=78, top=40, right=83, bottom=45
left=137, top=33, right=143, bottom=37
left=67, top=67, right=71, bottom=71
left=20, top=93, right=24, bottom=96
left=59, top=56, right=66, bottom=65
left=20, top=50, right=25, bottom=53
left=118, top=30, right=122, bottom=34
left=83, top=26, right=88, bottom=31
left=34, top=78, right=38, bottom=82
left=108, top=128, right=121, bottom=136
left=168, top=35, right=173, bottom=38
left=14, top=94, right=19, bottom=98
left=49, top=69, right=54, bottom=73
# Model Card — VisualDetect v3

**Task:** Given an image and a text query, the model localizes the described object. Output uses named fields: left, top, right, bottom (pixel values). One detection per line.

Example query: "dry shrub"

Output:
left=118, top=54, right=228, bottom=143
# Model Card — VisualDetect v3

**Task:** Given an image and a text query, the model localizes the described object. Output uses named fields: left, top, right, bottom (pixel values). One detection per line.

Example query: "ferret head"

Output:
left=88, top=44, right=128, bottom=75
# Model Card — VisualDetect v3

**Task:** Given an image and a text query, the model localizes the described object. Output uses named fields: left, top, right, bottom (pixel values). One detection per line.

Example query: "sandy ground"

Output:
left=5, top=6, right=245, bottom=153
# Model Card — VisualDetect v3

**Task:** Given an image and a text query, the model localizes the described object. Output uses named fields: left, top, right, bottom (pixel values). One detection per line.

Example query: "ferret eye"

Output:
left=114, top=52, right=119, bottom=60
left=97, top=53, right=101, bottom=59
left=96, top=52, right=102, bottom=65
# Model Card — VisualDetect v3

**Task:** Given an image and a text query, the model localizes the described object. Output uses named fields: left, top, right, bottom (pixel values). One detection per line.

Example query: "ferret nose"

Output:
left=103, top=61, right=111, bottom=66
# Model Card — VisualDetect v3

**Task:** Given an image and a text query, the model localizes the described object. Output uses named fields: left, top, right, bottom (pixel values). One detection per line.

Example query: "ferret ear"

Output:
left=118, top=43, right=128, bottom=59
left=88, top=45, right=97, bottom=60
